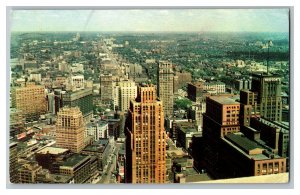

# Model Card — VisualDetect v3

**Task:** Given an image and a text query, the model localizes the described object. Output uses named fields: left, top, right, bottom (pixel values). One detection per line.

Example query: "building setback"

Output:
left=56, top=107, right=85, bottom=153
left=125, top=85, right=166, bottom=183
left=158, top=61, right=174, bottom=117
left=219, top=133, right=286, bottom=178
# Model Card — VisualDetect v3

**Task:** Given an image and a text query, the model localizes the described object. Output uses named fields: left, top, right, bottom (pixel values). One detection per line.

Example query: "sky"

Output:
left=10, top=9, right=290, bottom=32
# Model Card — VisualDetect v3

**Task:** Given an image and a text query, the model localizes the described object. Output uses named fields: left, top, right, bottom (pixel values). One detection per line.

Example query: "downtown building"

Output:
left=157, top=60, right=174, bottom=117
left=125, top=84, right=166, bottom=183
left=11, top=83, right=47, bottom=122
left=56, top=107, right=85, bottom=153
left=100, top=73, right=114, bottom=104
left=202, top=96, right=241, bottom=178
left=118, top=79, right=137, bottom=112
left=248, top=73, right=283, bottom=122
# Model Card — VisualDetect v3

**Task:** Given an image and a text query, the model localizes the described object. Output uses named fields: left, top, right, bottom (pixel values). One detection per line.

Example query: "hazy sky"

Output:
left=10, top=9, right=290, bottom=32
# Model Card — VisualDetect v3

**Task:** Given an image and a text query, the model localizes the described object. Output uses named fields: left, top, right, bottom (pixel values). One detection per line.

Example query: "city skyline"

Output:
left=10, top=9, right=289, bottom=32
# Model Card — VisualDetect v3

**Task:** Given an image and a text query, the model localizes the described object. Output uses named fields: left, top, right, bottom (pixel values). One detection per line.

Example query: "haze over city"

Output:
left=10, top=9, right=289, bottom=32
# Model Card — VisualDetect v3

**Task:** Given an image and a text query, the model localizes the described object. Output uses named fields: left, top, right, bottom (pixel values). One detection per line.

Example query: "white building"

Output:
left=70, top=75, right=85, bottom=91
left=118, top=80, right=137, bottom=112
left=85, top=120, right=108, bottom=141
left=29, top=73, right=42, bottom=82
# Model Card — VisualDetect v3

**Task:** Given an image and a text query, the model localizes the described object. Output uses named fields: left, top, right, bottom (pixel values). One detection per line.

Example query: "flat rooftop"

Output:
left=209, top=96, right=239, bottom=105
left=225, top=133, right=263, bottom=153
left=62, top=154, right=89, bottom=167
left=37, top=147, right=69, bottom=155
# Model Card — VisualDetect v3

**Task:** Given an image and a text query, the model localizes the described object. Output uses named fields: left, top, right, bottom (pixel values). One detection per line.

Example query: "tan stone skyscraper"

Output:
left=125, top=84, right=166, bottom=183
left=56, top=107, right=85, bottom=153
left=158, top=61, right=174, bottom=117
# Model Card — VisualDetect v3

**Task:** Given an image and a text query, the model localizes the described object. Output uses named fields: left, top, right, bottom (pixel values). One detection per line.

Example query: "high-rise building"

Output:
left=61, top=88, right=93, bottom=122
left=202, top=96, right=240, bottom=178
left=158, top=61, right=174, bottom=117
left=11, top=83, right=47, bottom=121
left=56, top=107, right=85, bottom=153
left=118, top=80, right=137, bottom=112
left=251, top=73, right=282, bottom=122
left=125, top=85, right=166, bottom=183
left=100, top=73, right=114, bottom=104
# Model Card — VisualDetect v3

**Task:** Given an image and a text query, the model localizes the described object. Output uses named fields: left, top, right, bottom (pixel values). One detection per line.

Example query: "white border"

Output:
left=1, top=0, right=299, bottom=194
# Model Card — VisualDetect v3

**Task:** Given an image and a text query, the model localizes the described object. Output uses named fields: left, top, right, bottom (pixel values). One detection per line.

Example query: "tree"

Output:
left=174, top=98, right=192, bottom=110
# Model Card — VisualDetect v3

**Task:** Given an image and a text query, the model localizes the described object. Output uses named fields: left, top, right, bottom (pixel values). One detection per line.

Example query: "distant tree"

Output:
left=174, top=98, right=192, bottom=110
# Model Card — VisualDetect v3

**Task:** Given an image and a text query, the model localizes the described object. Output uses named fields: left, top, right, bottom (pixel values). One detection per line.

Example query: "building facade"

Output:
left=56, top=107, right=85, bottom=153
left=11, top=83, right=47, bottom=121
left=251, top=73, right=282, bottom=122
left=125, top=85, right=166, bottom=183
left=118, top=80, right=137, bottom=112
left=158, top=61, right=174, bottom=117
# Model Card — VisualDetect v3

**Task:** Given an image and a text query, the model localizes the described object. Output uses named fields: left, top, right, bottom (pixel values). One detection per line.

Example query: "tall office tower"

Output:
left=9, top=142, right=18, bottom=183
left=11, top=83, right=47, bottom=121
left=100, top=73, right=114, bottom=104
left=62, top=88, right=93, bottom=122
left=125, top=85, right=166, bottom=183
left=158, top=61, right=174, bottom=117
left=251, top=73, right=282, bottom=122
left=202, top=96, right=240, bottom=178
left=56, top=107, right=85, bottom=153
left=118, top=80, right=137, bottom=112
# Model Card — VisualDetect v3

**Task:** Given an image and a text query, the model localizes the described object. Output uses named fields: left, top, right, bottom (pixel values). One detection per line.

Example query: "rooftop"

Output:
left=225, top=133, right=264, bottom=154
left=209, top=96, right=239, bottom=105
left=37, top=147, right=69, bottom=155
left=61, top=153, right=89, bottom=167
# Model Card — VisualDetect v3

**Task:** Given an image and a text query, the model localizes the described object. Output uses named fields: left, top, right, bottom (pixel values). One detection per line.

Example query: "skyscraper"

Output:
left=118, top=80, right=137, bottom=112
left=202, top=96, right=240, bottom=178
left=158, top=61, right=174, bottom=117
left=11, top=83, right=47, bottom=121
left=56, top=107, right=85, bottom=153
left=251, top=73, right=282, bottom=122
left=125, top=84, right=166, bottom=183
left=100, top=73, right=114, bottom=104
left=62, top=88, right=93, bottom=122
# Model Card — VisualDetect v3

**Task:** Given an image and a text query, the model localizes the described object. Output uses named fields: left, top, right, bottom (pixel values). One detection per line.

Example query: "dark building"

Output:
left=219, top=133, right=286, bottom=179
left=35, top=147, right=71, bottom=173
left=187, top=82, right=204, bottom=102
left=62, top=88, right=93, bottom=121
left=202, top=96, right=240, bottom=178
left=9, top=142, right=18, bottom=183
left=251, top=73, right=282, bottom=122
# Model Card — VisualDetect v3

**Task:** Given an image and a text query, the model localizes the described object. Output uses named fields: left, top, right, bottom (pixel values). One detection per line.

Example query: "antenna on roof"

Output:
left=267, top=40, right=273, bottom=75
